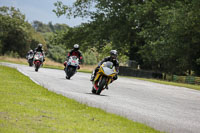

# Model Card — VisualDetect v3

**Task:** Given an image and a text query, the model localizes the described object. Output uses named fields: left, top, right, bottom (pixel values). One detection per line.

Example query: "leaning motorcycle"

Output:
left=27, top=54, right=34, bottom=66
left=92, top=61, right=117, bottom=95
left=33, top=52, right=44, bottom=72
left=64, top=56, right=79, bottom=79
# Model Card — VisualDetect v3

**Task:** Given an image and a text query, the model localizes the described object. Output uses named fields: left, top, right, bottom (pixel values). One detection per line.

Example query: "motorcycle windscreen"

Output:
left=28, top=54, right=34, bottom=58
left=103, top=61, right=113, bottom=69
left=102, top=67, right=115, bottom=76
left=34, top=52, right=43, bottom=61
left=69, top=57, right=79, bottom=66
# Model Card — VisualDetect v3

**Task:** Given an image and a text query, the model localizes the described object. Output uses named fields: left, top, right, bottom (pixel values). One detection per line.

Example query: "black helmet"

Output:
left=38, top=43, right=43, bottom=49
left=110, top=50, right=117, bottom=60
left=73, top=44, right=79, bottom=51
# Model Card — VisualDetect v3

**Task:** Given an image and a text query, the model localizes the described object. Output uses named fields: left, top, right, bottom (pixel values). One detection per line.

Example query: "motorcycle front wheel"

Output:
left=28, top=59, right=33, bottom=66
left=96, top=76, right=107, bottom=95
left=35, top=62, right=40, bottom=72
left=66, top=67, right=76, bottom=79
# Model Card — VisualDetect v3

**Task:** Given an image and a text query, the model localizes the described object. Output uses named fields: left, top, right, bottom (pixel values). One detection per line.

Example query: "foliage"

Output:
left=31, top=21, right=70, bottom=57
left=32, top=20, right=51, bottom=33
left=53, top=0, right=200, bottom=76
left=4, top=51, right=20, bottom=58
left=32, top=20, right=70, bottom=33
left=47, top=44, right=66, bottom=63
left=136, top=0, right=200, bottom=75
left=82, top=48, right=98, bottom=65
left=0, top=6, right=45, bottom=57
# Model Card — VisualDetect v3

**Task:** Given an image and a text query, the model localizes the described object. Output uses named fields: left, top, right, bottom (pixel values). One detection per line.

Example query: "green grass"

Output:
left=121, top=76, right=200, bottom=91
left=0, top=65, right=161, bottom=133
left=42, top=64, right=63, bottom=70
left=0, top=58, right=27, bottom=65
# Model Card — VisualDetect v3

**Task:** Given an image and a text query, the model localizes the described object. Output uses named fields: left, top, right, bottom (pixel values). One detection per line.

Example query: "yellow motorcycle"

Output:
left=92, top=61, right=117, bottom=95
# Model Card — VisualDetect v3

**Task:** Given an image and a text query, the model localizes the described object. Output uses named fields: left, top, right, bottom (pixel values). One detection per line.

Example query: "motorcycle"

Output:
left=91, top=61, right=117, bottom=95
left=27, top=54, right=34, bottom=66
left=33, top=52, right=44, bottom=72
left=64, top=56, right=79, bottom=79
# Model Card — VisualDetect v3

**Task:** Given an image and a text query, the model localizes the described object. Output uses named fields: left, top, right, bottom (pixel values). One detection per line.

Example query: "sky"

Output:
left=0, top=0, right=90, bottom=27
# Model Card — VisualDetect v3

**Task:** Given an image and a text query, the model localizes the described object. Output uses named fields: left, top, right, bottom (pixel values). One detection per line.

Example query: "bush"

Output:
left=99, top=43, right=129, bottom=65
left=47, top=44, right=66, bottom=63
left=82, top=49, right=98, bottom=65
left=4, top=51, right=20, bottom=58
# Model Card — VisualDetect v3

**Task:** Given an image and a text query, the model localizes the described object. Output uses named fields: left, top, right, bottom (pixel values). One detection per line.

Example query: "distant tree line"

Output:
left=32, top=20, right=69, bottom=33
left=0, top=6, right=70, bottom=60
left=53, top=0, right=200, bottom=76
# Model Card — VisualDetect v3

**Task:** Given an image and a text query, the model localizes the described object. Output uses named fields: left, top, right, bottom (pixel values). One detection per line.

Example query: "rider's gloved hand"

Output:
left=64, top=61, right=67, bottom=67
left=113, top=75, right=118, bottom=80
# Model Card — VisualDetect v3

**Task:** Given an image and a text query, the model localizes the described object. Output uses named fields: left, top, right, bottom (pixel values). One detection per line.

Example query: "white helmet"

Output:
left=38, top=43, right=43, bottom=48
left=110, top=50, right=118, bottom=60
left=74, top=44, right=79, bottom=50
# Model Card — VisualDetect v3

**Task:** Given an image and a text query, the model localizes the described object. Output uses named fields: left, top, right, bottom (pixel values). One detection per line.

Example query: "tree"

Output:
left=53, top=0, right=200, bottom=76
left=53, top=1, right=139, bottom=51
left=0, top=6, right=45, bottom=57
left=137, top=0, right=200, bottom=75
left=32, top=20, right=51, bottom=33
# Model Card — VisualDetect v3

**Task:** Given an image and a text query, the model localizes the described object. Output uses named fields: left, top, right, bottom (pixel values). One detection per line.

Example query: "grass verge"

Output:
left=0, top=56, right=93, bottom=73
left=0, top=65, right=161, bottom=133
left=121, top=76, right=200, bottom=91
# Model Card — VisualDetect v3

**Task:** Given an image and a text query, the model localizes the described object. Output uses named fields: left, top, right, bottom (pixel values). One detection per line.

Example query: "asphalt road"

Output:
left=1, top=62, right=200, bottom=133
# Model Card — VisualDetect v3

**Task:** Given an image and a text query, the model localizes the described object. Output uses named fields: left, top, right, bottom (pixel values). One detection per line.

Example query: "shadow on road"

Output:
left=85, top=92, right=108, bottom=97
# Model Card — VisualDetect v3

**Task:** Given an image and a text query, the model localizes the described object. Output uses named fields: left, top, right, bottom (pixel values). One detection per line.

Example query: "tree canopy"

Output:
left=53, top=0, right=200, bottom=76
left=0, top=6, right=45, bottom=57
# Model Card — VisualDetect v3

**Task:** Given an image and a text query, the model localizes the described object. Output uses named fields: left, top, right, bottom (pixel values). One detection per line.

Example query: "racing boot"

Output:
left=90, top=70, right=96, bottom=81
left=90, top=74, right=95, bottom=81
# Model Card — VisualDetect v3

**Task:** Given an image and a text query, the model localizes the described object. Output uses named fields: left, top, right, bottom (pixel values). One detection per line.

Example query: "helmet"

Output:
left=38, top=43, right=43, bottom=49
left=110, top=50, right=117, bottom=60
left=30, top=50, right=33, bottom=53
left=73, top=44, right=79, bottom=51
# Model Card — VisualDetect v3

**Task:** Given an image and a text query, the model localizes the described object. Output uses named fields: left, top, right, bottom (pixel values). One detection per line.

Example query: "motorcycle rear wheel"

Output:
left=35, top=63, right=40, bottom=72
left=66, top=75, right=70, bottom=79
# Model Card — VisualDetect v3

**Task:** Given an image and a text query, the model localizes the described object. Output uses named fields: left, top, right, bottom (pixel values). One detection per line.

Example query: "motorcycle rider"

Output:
left=34, top=43, right=45, bottom=62
left=90, top=50, right=119, bottom=86
left=64, top=44, right=83, bottom=69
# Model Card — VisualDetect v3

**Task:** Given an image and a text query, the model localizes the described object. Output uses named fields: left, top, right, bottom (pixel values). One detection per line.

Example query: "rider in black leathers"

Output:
left=34, top=43, right=45, bottom=62
left=90, top=50, right=119, bottom=82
